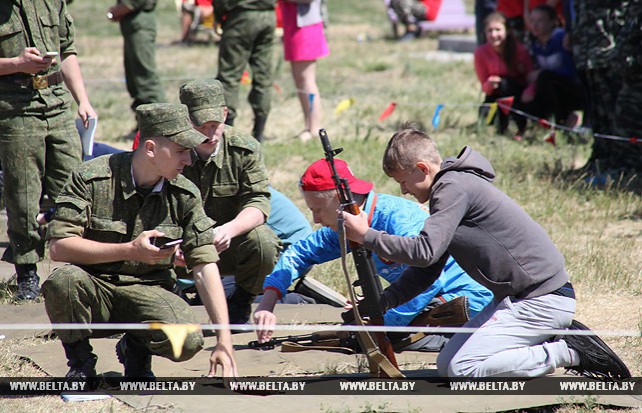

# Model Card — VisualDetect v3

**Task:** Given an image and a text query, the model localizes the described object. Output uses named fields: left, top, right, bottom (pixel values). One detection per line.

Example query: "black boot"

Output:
left=15, top=264, right=40, bottom=301
left=116, top=334, right=155, bottom=379
left=62, top=338, right=98, bottom=379
left=252, top=116, right=268, bottom=142
left=227, top=287, right=257, bottom=333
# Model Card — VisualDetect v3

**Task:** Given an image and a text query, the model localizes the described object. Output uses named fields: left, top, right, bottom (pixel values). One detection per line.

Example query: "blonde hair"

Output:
left=300, top=188, right=337, bottom=200
left=382, top=122, right=441, bottom=175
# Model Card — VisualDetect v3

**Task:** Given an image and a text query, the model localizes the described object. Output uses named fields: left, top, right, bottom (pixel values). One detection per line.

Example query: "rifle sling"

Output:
left=338, top=217, right=404, bottom=379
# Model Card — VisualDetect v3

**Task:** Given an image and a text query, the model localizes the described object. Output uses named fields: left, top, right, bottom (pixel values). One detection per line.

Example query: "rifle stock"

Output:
left=318, top=129, right=401, bottom=376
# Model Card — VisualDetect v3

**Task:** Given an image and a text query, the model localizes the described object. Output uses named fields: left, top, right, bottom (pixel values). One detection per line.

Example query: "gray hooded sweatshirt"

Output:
left=363, top=147, right=569, bottom=311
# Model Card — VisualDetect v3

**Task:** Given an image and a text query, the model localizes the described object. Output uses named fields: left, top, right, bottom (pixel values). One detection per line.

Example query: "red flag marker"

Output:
left=545, top=131, right=556, bottom=146
left=538, top=118, right=551, bottom=128
left=378, top=102, right=397, bottom=122
left=497, top=96, right=514, bottom=115
left=241, top=70, right=251, bottom=84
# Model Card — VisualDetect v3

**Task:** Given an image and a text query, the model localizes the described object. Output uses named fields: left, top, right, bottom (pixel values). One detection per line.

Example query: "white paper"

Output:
left=61, top=393, right=111, bottom=402
left=76, top=117, right=98, bottom=158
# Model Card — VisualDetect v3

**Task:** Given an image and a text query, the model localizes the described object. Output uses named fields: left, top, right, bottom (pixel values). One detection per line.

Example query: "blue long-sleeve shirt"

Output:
left=531, top=28, right=577, bottom=79
left=263, top=191, right=493, bottom=326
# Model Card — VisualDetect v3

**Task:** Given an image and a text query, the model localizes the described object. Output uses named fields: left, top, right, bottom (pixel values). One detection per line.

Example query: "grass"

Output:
left=1, top=0, right=640, bottom=411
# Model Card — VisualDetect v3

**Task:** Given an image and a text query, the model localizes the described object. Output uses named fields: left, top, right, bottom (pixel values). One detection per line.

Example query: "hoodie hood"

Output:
left=435, top=146, right=495, bottom=183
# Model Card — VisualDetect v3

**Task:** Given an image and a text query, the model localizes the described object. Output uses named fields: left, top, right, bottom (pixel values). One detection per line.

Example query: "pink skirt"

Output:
left=281, top=2, right=329, bottom=62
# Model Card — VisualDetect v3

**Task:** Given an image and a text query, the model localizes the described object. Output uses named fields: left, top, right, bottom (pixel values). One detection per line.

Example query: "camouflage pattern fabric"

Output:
left=389, top=0, right=428, bottom=25
left=137, top=103, right=208, bottom=148
left=179, top=78, right=226, bottom=125
left=42, top=266, right=204, bottom=360
left=42, top=151, right=218, bottom=358
left=612, top=0, right=642, bottom=173
left=571, top=0, right=628, bottom=71
left=119, top=0, right=165, bottom=112
left=0, top=0, right=82, bottom=265
left=216, top=7, right=275, bottom=125
left=182, top=126, right=281, bottom=294
left=571, top=0, right=629, bottom=170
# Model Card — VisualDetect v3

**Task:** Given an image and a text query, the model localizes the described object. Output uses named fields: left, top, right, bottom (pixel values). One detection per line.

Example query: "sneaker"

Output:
left=116, top=335, right=155, bottom=379
left=562, top=320, right=631, bottom=380
left=399, top=31, right=417, bottom=42
left=15, top=264, right=40, bottom=301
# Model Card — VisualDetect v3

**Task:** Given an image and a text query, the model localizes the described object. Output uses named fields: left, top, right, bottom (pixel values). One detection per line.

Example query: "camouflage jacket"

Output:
left=182, top=126, right=271, bottom=227
left=0, top=0, right=77, bottom=115
left=614, top=0, right=642, bottom=79
left=572, top=0, right=629, bottom=70
left=47, top=152, right=218, bottom=281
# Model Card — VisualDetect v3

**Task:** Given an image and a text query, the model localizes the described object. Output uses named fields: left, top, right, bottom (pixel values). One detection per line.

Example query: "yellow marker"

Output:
left=334, top=98, right=355, bottom=116
left=485, top=103, right=498, bottom=125
left=150, top=323, right=201, bottom=359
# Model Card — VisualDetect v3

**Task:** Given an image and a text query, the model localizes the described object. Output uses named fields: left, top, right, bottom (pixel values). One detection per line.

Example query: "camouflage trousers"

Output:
left=583, top=68, right=623, bottom=169
left=390, top=0, right=427, bottom=25
left=613, top=76, right=642, bottom=173
left=120, top=10, right=165, bottom=113
left=217, top=224, right=282, bottom=295
left=0, top=111, right=81, bottom=265
left=42, top=265, right=204, bottom=362
left=217, top=9, right=275, bottom=125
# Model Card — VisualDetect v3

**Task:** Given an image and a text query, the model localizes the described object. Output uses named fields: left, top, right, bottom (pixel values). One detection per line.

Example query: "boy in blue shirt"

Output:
left=253, top=158, right=493, bottom=350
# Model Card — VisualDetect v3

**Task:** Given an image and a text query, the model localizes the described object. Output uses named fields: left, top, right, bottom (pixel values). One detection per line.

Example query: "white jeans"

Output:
left=436, top=294, right=576, bottom=377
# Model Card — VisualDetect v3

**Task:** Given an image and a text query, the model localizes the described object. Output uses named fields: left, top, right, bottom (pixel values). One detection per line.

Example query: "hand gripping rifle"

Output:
left=318, top=129, right=403, bottom=378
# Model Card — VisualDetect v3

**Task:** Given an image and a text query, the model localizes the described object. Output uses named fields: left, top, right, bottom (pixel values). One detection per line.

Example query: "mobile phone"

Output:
left=159, top=239, right=183, bottom=249
left=45, top=51, right=58, bottom=58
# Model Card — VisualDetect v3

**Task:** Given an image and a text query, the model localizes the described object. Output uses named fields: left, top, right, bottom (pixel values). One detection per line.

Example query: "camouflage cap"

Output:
left=136, top=103, right=207, bottom=149
left=179, top=78, right=226, bottom=126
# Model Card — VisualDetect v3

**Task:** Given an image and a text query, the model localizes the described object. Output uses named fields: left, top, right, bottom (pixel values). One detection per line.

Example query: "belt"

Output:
left=0, top=71, right=64, bottom=90
left=550, top=282, right=575, bottom=299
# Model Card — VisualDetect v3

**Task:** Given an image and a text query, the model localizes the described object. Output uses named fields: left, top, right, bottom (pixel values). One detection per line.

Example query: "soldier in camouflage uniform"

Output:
left=612, top=0, right=642, bottom=174
left=0, top=0, right=96, bottom=301
left=571, top=0, right=628, bottom=173
left=42, top=103, right=237, bottom=379
left=179, top=79, right=281, bottom=326
left=107, top=0, right=165, bottom=118
left=389, top=0, right=441, bottom=41
left=213, top=0, right=276, bottom=141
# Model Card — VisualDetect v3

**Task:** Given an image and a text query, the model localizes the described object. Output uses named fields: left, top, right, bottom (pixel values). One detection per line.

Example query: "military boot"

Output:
left=227, top=287, right=257, bottom=333
left=252, top=116, right=268, bottom=142
left=116, top=334, right=155, bottom=379
left=62, top=338, right=98, bottom=379
left=15, top=264, right=40, bottom=301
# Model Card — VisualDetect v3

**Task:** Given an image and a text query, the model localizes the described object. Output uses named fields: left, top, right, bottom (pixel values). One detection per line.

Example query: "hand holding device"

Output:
left=159, top=239, right=183, bottom=249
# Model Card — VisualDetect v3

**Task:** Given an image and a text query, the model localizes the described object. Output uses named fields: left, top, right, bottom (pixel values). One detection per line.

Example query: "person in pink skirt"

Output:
left=280, top=0, right=329, bottom=141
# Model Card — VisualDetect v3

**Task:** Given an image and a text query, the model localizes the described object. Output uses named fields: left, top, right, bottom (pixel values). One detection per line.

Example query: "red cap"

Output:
left=299, top=159, right=373, bottom=194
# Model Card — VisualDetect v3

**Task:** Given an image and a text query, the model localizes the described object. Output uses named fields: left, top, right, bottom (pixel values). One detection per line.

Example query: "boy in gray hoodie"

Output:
left=341, top=125, right=630, bottom=380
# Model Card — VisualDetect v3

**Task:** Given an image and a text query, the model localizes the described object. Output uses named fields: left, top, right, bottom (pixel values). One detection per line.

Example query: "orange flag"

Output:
left=241, top=70, right=251, bottom=84
left=378, top=102, right=397, bottom=122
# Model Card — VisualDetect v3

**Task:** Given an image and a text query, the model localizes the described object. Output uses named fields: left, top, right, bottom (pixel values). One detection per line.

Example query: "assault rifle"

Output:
left=247, top=331, right=359, bottom=354
left=318, top=129, right=403, bottom=378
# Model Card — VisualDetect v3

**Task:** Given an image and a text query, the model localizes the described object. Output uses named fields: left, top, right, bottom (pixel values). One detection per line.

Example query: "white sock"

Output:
left=568, top=347, right=580, bottom=366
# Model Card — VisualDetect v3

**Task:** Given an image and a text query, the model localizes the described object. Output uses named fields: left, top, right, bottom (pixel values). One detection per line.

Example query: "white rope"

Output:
left=0, top=322, right=639, bottom=337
